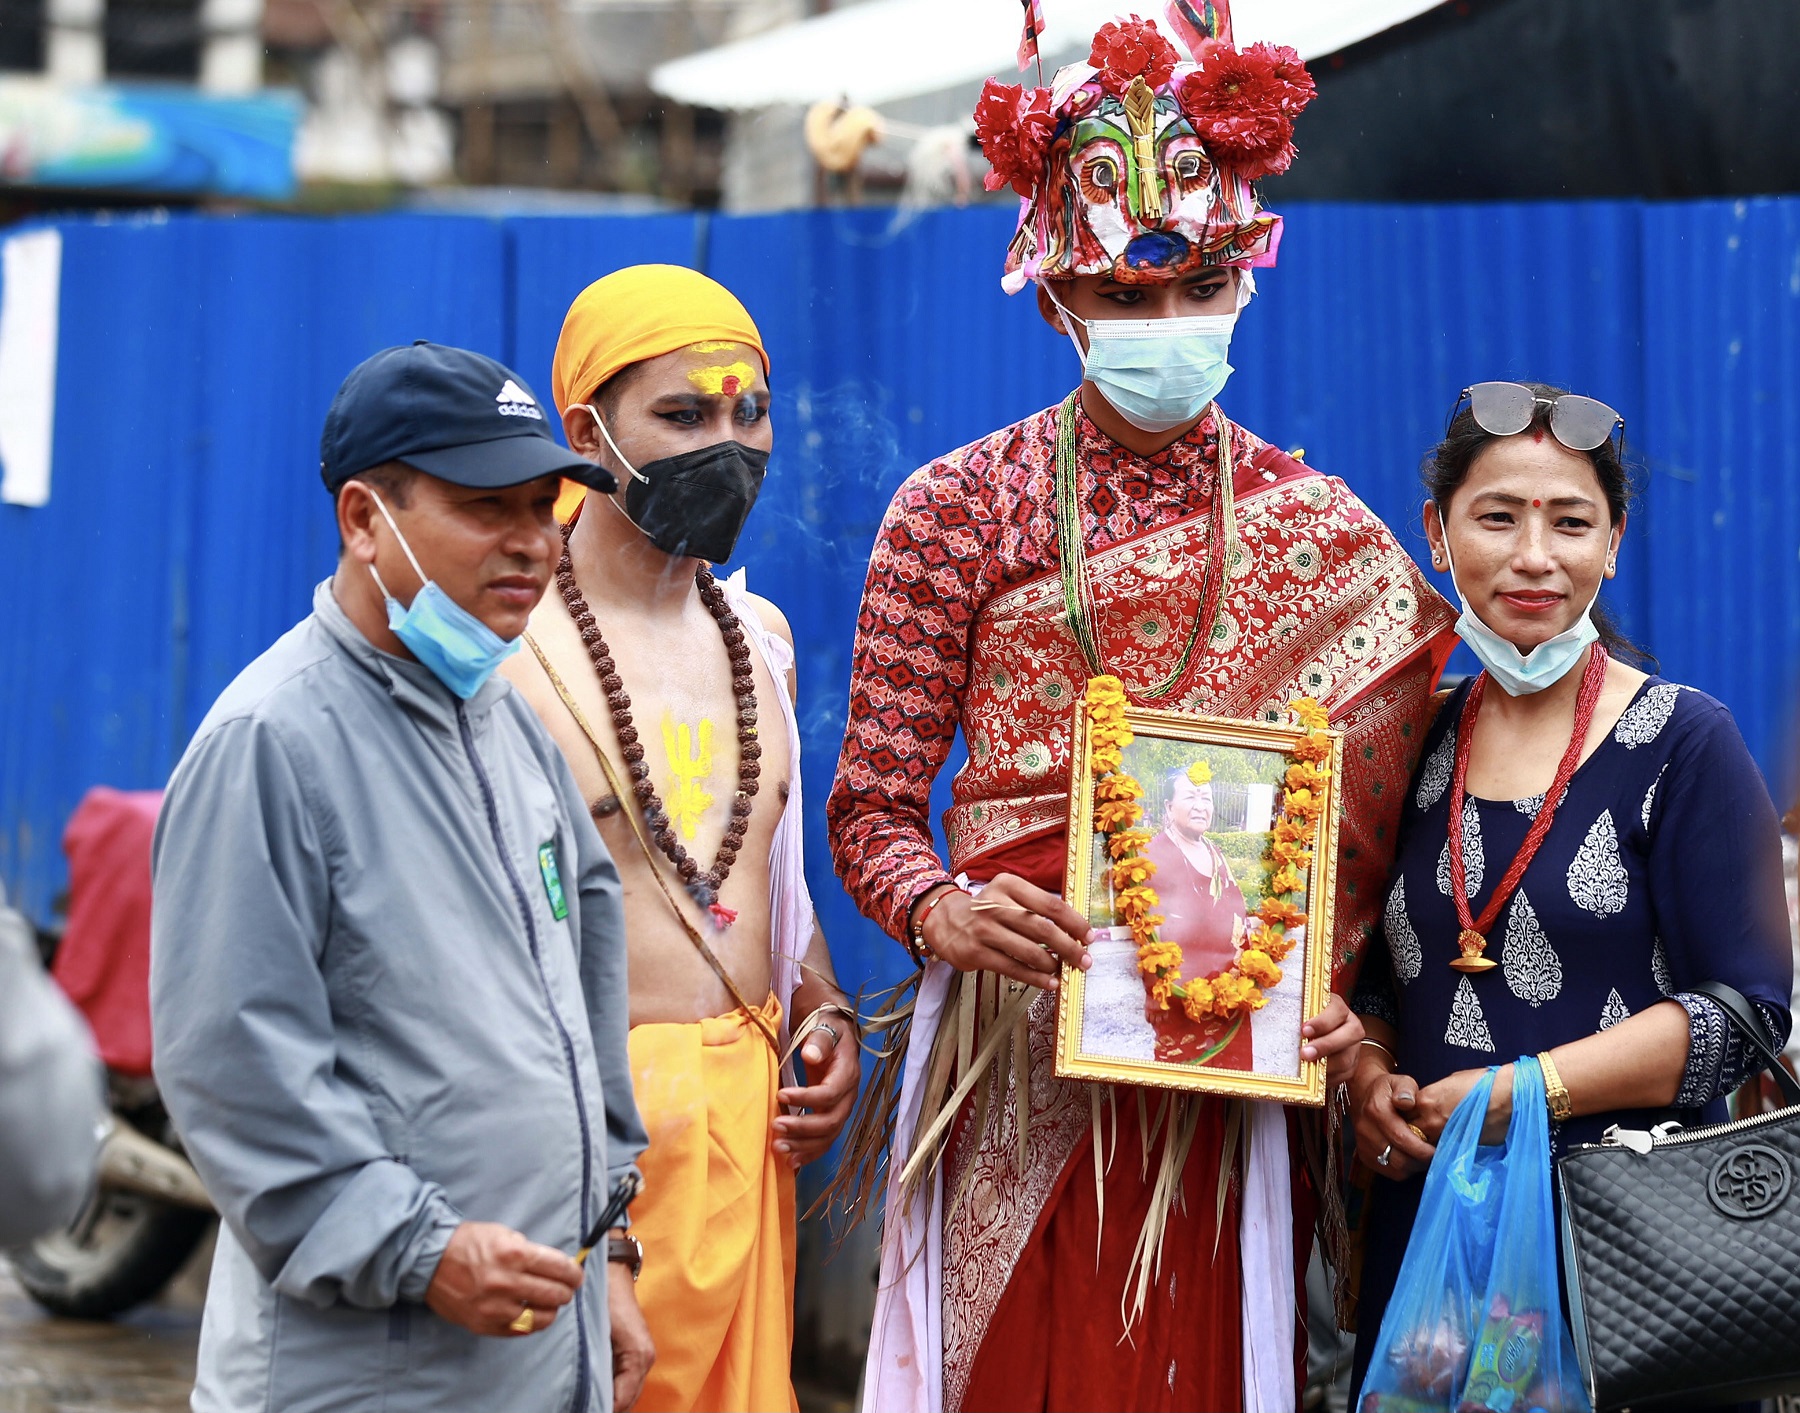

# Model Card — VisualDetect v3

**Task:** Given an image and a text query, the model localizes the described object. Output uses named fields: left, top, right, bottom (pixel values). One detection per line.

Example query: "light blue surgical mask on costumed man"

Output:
left=1439, top=526, right=1617, bottom=696
left=365, top=487, right=521, bottom=699
left=1048, top=270, right=1254, bottom=434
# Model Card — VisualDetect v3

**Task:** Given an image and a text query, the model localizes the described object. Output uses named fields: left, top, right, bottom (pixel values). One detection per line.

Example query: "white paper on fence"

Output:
left=722, top=569, right=812, bottom=1064
left=1240, top=1099, right=1295, bottom=1412
left=0, top=227, right=61, bottom=508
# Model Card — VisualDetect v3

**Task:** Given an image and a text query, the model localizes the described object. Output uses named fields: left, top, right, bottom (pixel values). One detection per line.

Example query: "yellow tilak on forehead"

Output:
left=688, top=360, right=757, bottom=398
left=1124, top=76, right=1164, bottom=222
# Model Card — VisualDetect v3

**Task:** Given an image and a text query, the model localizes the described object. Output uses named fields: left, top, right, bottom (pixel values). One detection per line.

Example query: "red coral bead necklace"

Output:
left=1446, top=642, right=1610, bottom=972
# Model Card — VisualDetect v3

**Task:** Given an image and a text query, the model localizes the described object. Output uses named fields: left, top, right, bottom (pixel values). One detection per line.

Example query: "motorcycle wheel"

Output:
left=9, top=1186, right=212, bottom=1320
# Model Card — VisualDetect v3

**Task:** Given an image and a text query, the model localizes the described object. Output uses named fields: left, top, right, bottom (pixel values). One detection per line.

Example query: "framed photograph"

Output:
left=1054, top=688, right=1342, bottom=1104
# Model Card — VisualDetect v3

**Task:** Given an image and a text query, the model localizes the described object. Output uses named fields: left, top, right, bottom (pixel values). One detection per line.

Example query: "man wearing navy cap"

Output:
left=150, top=343, right=655, bottom=1412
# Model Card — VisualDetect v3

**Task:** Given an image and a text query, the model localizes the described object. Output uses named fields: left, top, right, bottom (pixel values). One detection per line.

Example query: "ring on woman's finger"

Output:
left=509, top=1303, right=535, bottom=1334
left=1375, top=1144, right=1393, bottom=1168
left=1407, top=1123, right=1427, bottom=1142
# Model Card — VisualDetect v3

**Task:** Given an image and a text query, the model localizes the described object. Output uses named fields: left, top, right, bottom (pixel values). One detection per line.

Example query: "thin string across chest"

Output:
left=1053, top=391, right=1237, bottom=704
left=1445, top=644, right=1610, bottom=972
left=554, top=524, right=760, bottom=928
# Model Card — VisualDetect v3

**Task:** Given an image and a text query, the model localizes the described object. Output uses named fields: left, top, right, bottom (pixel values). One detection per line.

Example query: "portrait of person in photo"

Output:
left=1060, top=709, right=1335, bottom=1101
left=1142, top=760, right=1253, bottom=1068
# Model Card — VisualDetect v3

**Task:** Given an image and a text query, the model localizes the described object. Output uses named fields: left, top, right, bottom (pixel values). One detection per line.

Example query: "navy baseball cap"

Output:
left=320, top=341, right=616, bottom=495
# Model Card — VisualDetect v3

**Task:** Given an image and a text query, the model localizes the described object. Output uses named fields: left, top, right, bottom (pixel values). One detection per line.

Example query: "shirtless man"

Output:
left=503, top=264, right=858, bottom=1413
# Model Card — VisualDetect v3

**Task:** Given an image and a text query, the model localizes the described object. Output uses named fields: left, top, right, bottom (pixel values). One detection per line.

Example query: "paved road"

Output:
left=0, top=1233, right=207, bottom=1413
left=0, top=1230, right=855, bottom=1413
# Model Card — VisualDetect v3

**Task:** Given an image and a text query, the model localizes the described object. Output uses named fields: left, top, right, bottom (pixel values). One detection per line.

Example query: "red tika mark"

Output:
left=709, top=902, right=739, bottom=929
left=722, top=375, right=742, bottom=397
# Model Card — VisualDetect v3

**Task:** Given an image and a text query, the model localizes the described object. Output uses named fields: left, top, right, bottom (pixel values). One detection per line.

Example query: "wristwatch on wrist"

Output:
left=607, top=1233, right=643, bottom=1282
left=1537, top=1050, right=1575, bottom=1123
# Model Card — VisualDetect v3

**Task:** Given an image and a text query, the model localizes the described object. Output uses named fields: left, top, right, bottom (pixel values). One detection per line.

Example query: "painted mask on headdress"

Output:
left=975, top=5, right=1316, bottom=293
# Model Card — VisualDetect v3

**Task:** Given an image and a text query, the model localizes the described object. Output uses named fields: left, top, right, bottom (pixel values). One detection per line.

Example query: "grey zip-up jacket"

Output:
left=151, top=580, right=646, bottom=1413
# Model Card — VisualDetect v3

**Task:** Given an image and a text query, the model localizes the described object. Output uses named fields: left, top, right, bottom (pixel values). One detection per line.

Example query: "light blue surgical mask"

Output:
left=1048, top=274, right=1251, bottom=434
left=1440, top=530, right=1613, bottom=696
left=366, top=489, right=520, bottom=700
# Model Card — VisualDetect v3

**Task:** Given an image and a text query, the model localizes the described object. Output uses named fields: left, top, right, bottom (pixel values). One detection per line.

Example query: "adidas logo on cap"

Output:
left=496, top=379, right=543, bottom=420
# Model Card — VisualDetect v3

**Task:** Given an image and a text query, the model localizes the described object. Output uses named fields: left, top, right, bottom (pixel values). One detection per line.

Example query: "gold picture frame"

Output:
left=1054, top=702, right=1342, bottom=1105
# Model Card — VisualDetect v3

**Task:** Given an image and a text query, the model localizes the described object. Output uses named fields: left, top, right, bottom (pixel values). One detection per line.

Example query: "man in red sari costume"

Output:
left=826, top=7, right=1457, bottom=1411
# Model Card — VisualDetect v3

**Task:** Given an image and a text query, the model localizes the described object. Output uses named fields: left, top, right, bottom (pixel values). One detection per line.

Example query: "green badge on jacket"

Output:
left=538, top=842, right=569, bottom=920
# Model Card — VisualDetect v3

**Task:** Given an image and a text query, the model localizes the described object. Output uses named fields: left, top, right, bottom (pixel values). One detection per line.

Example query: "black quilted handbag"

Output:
left=1556, top=981, right=1800, bottom=1410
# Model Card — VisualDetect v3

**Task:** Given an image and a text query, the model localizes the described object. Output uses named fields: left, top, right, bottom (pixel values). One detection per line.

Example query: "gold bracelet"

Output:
left=1538, top=1050, right=1575, bottom=1122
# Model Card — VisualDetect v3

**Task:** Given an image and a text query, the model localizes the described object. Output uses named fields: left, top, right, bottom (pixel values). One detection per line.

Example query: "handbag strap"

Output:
left=1689, top=980, right=1800, bottom=1107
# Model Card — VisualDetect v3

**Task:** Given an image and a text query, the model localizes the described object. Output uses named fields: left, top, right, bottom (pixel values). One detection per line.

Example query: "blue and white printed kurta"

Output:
left=1350, top=673, right=1793, bottom=1389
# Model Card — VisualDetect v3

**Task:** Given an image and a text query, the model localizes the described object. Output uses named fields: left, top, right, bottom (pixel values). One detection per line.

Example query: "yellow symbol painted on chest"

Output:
left=661, top=714, right=716, bottom=840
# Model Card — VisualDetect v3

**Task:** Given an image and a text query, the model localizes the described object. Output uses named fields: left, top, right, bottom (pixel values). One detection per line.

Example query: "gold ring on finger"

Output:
left=1407, top=1124, right=1427, bottom=1141
left=509, top=1303, right=535, bottom=1334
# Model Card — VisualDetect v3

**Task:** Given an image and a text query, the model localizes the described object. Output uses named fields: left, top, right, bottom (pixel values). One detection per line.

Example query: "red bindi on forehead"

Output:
left=1533, top=498, right=1542, bottom=507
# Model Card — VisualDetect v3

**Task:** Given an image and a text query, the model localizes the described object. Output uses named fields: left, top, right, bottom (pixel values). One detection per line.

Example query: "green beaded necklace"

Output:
left=1053, top=390, right=1240, bottom=703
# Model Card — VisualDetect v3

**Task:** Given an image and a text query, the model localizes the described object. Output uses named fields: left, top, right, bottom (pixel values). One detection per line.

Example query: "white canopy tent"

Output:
left=652, top=0, right=1446, bottom=111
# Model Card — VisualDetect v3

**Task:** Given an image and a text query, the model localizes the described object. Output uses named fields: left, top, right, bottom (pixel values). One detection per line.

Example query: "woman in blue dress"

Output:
left=1346, top=382, right=1793, bottom=1404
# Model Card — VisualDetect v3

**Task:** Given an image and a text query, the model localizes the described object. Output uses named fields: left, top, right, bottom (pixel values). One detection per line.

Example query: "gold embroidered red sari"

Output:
left=828, top=401, right=1455, bottom=1412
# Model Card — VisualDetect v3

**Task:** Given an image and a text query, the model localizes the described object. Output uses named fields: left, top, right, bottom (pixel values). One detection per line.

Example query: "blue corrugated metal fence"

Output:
left=3, top=199, right=1798, bottom=1020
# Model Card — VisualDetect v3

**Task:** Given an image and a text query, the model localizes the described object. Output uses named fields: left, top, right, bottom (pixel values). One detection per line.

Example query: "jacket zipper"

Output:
left=458, top=704, right=594, bottom=1413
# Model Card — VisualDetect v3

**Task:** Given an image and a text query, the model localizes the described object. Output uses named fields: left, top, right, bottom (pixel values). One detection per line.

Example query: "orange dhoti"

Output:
left=626, top=995, right=798, bottom=1413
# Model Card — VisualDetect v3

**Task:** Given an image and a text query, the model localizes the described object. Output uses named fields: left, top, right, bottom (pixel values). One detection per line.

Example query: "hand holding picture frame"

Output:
left=1054, top=677, right=1342, bottom=1104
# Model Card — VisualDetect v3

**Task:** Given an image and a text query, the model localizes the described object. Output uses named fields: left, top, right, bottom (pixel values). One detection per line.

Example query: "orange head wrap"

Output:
left=550, top=264, right=769, bottom=414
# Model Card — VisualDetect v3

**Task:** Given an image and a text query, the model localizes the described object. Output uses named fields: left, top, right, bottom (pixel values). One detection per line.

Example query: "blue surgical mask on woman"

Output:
left=1047, top=272, right=1251, bottom=434
left=366, top=488, right=521, bottom=699
left=1440, top=530, right=1613, bottom=696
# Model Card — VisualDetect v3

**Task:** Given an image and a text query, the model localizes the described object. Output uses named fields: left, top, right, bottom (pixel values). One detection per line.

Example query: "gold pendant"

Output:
left=1450, top=927, right=1497, bottom=973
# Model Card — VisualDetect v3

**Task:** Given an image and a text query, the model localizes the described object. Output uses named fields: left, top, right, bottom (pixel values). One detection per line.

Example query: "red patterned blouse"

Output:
left=825, top=398, right=1457, bottom=983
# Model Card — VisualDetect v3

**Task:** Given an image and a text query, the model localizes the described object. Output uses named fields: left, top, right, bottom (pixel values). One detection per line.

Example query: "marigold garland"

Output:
left=1082, top=676, right=1332, bottom=1027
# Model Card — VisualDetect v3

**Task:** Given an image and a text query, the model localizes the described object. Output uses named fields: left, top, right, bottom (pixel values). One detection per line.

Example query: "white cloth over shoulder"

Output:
left=722, top=570, right=814, bottom=1064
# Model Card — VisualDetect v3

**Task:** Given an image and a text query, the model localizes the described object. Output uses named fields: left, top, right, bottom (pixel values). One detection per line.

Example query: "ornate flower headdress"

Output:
left=974, top=2, right=1315, bottom=293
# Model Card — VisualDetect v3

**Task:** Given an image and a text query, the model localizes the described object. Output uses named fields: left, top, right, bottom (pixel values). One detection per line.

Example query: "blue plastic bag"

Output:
left=1357, top=1057, right=1590, bottom=1413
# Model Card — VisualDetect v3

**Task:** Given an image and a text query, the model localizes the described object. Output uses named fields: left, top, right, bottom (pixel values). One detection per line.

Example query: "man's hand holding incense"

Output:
left=775, top=1016, right=862, bottom=1169
left=425, top=1221, right=583, bottom=1337
left=920, top=874, right=1094, bottom=989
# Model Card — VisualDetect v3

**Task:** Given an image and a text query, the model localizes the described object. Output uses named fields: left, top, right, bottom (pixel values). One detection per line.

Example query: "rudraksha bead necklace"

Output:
left=555, top=527, right=760, bottom=927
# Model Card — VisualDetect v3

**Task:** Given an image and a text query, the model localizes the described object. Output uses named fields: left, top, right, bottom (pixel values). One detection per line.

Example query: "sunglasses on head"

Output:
left=1450, top=382, right=1625, bottom=453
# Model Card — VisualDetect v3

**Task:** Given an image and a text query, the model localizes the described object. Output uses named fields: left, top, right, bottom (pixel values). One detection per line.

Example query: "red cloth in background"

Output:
left=53, top=787, right=163, bottom=1076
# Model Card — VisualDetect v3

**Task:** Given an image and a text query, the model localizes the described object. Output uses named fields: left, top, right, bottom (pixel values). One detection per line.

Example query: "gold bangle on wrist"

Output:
left=1357, top=1038, right=1397, bottom=1069
left=1538, top=1049, right=1575, bottom=1122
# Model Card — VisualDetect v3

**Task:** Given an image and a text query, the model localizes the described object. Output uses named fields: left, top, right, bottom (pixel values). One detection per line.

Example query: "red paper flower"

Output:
left=1177, top=42, right=1310, bottom=180
left=974, top=78, right=1056, bottom=198
left=1087, top=15, right=1179, bottom=94
left=1250, top=42, right=1317, bottom=116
